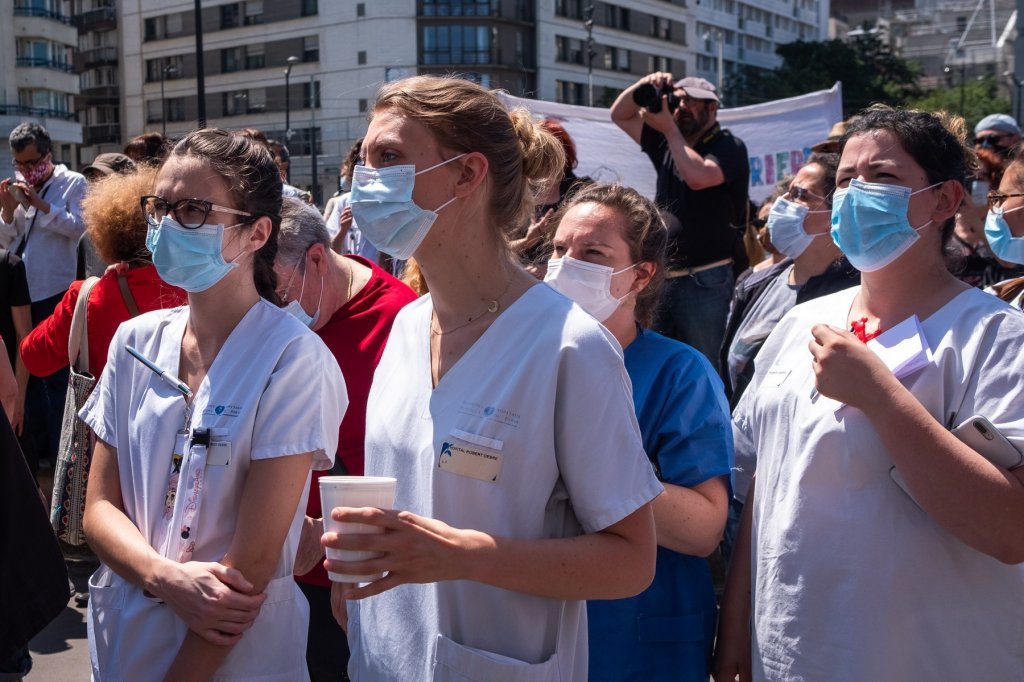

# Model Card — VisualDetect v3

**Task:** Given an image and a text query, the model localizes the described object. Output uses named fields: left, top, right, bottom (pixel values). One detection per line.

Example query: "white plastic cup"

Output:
left=319, top=476, right=396, bottom=583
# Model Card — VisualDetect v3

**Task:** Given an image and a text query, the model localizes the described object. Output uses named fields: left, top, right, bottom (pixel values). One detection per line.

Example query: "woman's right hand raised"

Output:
left=154, top=560, right=267, bottom=645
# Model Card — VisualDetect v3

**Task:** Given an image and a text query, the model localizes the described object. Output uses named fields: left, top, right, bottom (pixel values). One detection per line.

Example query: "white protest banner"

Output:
left=500, top=82, right=843, bottom=205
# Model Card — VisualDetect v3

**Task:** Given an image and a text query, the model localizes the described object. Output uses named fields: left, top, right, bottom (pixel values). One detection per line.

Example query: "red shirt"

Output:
left=297, top=256, right=416, bottom=587
left=20, top=265, right=187, bottom=378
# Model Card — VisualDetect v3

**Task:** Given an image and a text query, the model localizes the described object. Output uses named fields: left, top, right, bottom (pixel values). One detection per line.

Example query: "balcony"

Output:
left=16, top=57, right=75, bottom=73
left=0, top=104, right=76, bottom=121
left=83, top=123, right=120, bottom=146
left=75, top=6, right=116, bottom=32
left=77, top=85, right=119, bottom=105
left=13, top=2, right=73, bottom=25
left=77, top=47, right=118, bottom=70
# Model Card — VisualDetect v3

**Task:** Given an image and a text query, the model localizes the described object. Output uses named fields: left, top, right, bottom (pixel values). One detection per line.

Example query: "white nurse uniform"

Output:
left=79, top=300, right=347, bottom=681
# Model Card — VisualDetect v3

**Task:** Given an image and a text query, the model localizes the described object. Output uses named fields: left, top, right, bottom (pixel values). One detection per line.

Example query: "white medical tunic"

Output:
left=733, top=286, right=1024, bottom=681
left=79, top=300, right=347, bottom=682
left=348, top=284, right=664, bottom=682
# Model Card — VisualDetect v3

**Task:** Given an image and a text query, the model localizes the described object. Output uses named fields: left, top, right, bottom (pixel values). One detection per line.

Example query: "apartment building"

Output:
left=0, top=0, right=82, bottom=170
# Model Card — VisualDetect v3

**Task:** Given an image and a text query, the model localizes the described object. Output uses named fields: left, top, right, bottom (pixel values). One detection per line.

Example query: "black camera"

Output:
left=632, top=83, right=680, bottom=114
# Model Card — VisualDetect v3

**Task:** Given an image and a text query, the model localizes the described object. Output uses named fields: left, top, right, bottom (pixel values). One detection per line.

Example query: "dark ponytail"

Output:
left=165, top=128, right=283, bottom=303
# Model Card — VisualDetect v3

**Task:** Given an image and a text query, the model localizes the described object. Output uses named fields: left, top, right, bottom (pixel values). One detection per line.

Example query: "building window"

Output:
left=651, top=16, right=671, bottom=40
left=145, top=56, right=184, bottom=83
left=648, top=55, right=671, bottom=72
left=357, top=51, right=366, bottom=65
left=556, top=35, right=584, bottom=64
left=555, top=80, right=585, bottom=106
left=422, top=0, right=495, bottom=16
left=245, top=44, right=265, bottom=70
left=144, top=16, right=164, bottom=41
left=221, top=3, right=241, bottom=29
left=303, top=81, right=321, bottom=108
left=356, top=3, right=365, bottom=17
left=422, top=25, right=491, bottom=65
left=554, top=0, right=584, bottom=20
left=302, top=0, right=318, bottom=17
left=303, top=36, right=319, bottom=62
left=358, top=98, right=367, bottom=112
left=222, top=46, right=244, bottom=73
left=605, top=6, right=630, bottom=31
left=244, top=0, right=263, bottom=25
left=224, top=90, right=248, bottom=116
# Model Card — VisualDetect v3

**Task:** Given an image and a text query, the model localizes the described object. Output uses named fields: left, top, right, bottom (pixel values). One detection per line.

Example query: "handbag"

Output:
left=50, top=273, right=140, bottom=545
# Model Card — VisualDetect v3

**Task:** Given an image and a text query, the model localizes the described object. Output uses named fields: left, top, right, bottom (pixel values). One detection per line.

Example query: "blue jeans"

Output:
left=653, top=264, right=734, bottom=372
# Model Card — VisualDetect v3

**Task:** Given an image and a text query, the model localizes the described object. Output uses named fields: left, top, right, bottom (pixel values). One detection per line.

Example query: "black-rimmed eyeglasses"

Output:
left=140, top=195, right=255, bottom=229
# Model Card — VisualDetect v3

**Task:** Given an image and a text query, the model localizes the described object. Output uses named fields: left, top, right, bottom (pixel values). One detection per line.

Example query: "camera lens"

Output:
left=632, top=83, right=662, bottom=114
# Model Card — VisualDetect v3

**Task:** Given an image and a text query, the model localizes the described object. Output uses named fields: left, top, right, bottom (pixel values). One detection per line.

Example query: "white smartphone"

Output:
left=890, top=415, right=1023, bottom=502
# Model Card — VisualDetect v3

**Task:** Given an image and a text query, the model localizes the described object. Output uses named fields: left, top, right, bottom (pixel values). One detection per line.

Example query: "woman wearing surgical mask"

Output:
left=714, top=105, right=1024, bottom=681
left=984, top=152, right=1024, bottom=307
left=719, top=152, right=858, bottom=410
left=547, top=184, right=732, bottom=681
left=322, top=75, right=661, bottom=682
left=79, top=130, right=347, bottom=680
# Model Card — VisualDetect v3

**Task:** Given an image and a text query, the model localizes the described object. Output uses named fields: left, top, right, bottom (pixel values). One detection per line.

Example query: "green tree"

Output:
left=906, top=75, right=1011, bottom=134
left=726, top=35, right=920, bottom=115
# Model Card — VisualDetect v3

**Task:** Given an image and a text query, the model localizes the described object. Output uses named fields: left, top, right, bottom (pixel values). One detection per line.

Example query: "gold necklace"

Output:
left=430, top=278, right=512, bottom=336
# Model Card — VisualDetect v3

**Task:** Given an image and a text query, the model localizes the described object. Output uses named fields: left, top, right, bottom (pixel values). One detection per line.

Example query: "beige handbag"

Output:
left=49, top=277, right=101, bottom=545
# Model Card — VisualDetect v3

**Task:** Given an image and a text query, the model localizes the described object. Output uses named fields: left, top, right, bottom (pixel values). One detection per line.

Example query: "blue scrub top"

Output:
left=588, top=327, right=733, bottom=681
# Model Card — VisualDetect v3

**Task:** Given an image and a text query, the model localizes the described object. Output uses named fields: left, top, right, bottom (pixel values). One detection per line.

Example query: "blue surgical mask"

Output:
left=348, top=154, right=466, bottom=260
left=830, top=178, right=942, bottom=272
left=281, top=262, right=324, bottom=328
left=146, top=217, right=244, bottom=293
left=767, top=196, right=830, bottom=259
left=984, top=204, right=1024, bottom=265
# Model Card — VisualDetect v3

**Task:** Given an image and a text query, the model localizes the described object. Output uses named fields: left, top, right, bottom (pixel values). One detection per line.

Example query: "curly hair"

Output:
left=82, top=165, right=159, bottom=264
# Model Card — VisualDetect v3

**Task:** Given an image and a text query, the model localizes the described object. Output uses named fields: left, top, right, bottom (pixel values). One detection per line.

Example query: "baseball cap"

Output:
left=83, top=153, right=136, bottom=178
left=673, top=77, right=720, bottom=103
left=974, top=114, right=1020, bottom=137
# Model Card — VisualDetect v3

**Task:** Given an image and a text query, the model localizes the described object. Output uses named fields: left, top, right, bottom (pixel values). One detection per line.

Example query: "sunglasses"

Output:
left=140, top=195, right=255, bottom=229
left=974, top=134, right=1011, bottom=149
left=784, top=185, right=830, bottom=206
left=987, top=191, right=1024, bottom=211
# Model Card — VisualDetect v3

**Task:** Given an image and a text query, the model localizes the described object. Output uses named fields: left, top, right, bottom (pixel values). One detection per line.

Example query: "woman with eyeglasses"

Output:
left=719, top=153, right=857, bottom=411
left=79, top=129, right=347, bottom=681
left=713, top=106, right=1024, bottom=681
left=983, top=152, right=1024, bottom=308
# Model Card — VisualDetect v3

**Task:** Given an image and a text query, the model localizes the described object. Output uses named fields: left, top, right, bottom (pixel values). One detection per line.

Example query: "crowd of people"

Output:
left=2, top=70, right=1024, bottom=682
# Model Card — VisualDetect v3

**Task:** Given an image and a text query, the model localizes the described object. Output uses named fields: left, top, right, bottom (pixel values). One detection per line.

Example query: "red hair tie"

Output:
left=850, top=317, right=882, bottom=343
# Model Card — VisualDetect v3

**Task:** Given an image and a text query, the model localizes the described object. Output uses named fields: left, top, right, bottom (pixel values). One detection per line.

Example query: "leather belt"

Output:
left=665, top=258, right=732, bottom=279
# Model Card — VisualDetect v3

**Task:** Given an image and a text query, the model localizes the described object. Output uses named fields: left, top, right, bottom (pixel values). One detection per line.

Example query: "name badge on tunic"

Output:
left=763, top=369, right=791, bottom=388
left=438, top=439, right=503, bottom=483
left=208, top=428, right=231, bottom=466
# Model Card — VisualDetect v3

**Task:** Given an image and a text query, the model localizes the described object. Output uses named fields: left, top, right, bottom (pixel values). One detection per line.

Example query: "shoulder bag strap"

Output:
left=14, top=183, right=52, bottom=258
left=68, top=277, right=100, bottom=374
left=116, top=272, right=141, bottom=318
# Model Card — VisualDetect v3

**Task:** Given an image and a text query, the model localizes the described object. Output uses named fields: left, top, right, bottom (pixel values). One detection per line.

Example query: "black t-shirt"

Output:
left=641, top=122, right=750, bottom=269
left=0, top=248, right=31, bottom=366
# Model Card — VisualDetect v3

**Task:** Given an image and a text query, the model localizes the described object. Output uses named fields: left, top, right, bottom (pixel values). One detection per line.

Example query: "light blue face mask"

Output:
left=146, top=217, right=244, bottom=293
left=348, top=154, right=466, bottom=260
left=767, top=196, right=830, bottom=259
left=280, top=259, right=323, bottom=328
left=830, top=178, right=942, bottom=272
left=984, top=204, right=1024, bottom=265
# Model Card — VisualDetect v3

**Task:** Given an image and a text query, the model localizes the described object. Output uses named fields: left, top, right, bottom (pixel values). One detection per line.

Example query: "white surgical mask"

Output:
left=544, top=255, right=636, bottom=322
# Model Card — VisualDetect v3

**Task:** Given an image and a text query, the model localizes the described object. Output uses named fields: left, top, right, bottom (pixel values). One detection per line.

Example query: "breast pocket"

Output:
left=432, top=633, right=560, bottom=682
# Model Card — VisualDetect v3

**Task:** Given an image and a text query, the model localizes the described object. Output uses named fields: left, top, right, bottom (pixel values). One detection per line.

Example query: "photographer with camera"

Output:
left=611, top=73, right=748, bottom=370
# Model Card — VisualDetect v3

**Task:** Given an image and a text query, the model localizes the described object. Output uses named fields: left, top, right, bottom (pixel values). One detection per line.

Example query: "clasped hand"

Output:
left=321, top=506, right=471, bottom=601
left=808, top=324, right=899, bottom=409
left=155, top=560, right=266, bottom=646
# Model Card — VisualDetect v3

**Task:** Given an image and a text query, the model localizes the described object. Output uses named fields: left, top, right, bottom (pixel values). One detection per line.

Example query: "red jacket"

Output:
left=20, top=265, right=187, bottom=378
